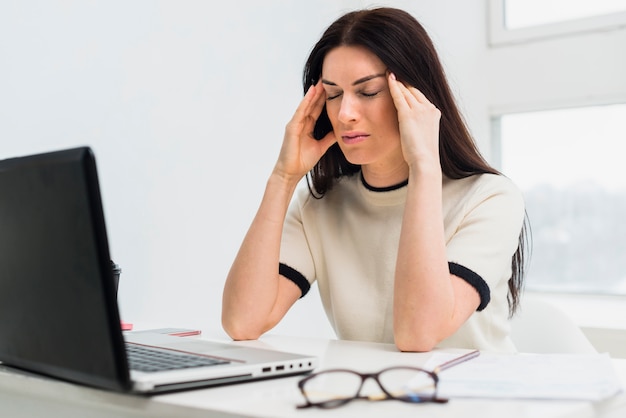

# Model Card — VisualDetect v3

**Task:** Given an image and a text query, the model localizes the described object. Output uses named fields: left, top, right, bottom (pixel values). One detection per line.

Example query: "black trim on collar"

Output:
left=360, top=171, right=408, bottom=192
left=448, top=262, right=491, bottom=311
left=279, top=263, right=311, bottom=298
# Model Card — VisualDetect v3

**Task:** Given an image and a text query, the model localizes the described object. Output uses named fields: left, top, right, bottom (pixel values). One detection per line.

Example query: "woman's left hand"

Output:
left=387, top=72, right=441, bottom=171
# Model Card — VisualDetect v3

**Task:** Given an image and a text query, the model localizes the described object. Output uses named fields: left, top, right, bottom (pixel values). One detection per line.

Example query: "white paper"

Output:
left=425, top=352, right=623, bottom=401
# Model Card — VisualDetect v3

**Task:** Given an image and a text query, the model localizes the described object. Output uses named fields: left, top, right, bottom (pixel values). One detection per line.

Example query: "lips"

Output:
left=341, top=132, right=369, bottom=145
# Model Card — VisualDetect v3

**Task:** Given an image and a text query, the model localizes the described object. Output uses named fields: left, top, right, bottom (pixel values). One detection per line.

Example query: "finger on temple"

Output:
left=292, top=83, right=320, bottom=121
left=309, top=84, right=327, bottom=119
left=387, top=73, right=410, bottom=110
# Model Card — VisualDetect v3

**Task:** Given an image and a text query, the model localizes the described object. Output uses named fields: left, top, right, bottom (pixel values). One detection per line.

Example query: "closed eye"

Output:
left=326, top=92, right=342, bottom=101
left=360, top=90, right=381, bottom=98
left=325, top=90, right=381, bottom=101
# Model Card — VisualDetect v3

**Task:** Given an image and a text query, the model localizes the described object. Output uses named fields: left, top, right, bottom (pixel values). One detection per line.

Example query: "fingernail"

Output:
left=389, top=72, right=396, bottom=81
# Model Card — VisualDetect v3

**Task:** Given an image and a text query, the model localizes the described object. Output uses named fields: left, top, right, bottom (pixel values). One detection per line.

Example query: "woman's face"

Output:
left=321, top=45, right=403, bottom=171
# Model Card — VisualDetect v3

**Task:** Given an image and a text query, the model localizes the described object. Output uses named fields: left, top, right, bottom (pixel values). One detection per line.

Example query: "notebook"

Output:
left=0, top=146, right=317, bottom=394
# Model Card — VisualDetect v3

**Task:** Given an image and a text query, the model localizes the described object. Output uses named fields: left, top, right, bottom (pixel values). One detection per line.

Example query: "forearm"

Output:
left=221, top=172, right=299, bottom=340
left=222, top=79, right=334, bottom=339
left=393, top=166, right=454, bottom=351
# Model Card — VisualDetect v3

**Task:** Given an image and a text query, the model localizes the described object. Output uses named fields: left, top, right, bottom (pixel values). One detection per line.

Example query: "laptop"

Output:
left=0, top=146, right=317, bottom=394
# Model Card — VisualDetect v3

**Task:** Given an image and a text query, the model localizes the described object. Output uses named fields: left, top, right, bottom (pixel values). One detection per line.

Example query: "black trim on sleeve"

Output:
left=279, top=263, right=311, bottom=298
left=448, top=262, right=491, bottom=311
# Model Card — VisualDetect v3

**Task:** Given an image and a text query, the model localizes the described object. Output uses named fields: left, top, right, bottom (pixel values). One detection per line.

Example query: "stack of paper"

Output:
left=426, top=352, right=623, bottom=401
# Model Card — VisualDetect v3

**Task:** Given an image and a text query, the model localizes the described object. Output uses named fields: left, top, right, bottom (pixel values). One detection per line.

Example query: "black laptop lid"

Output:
left=0, top=147, right=131, bottom=391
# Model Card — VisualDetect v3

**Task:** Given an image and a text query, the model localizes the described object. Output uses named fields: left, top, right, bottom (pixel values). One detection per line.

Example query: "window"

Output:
left=494, top=104, right=626, bottom=295
left=488, top=0, right=626, bottom=45
left=504, top=0, right=626, bottom=29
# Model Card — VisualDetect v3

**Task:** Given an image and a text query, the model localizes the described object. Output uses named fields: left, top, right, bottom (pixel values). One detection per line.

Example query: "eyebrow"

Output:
left=321, top=72, right=387, bottom=87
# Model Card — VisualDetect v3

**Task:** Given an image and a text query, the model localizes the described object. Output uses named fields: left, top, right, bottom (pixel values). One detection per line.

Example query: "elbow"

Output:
left=394, top=334, right=439, bottom=352
left=221, top=316, right=264, bottom=341
left=393, top=323, right=443, bottom=352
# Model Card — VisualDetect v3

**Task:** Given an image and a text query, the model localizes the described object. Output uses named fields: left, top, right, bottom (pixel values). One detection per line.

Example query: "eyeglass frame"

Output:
left=296, top=366, right=449, bottom=409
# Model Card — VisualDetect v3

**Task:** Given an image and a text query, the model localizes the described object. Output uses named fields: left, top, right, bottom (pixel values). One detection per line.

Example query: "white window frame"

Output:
left=486, top=0, right=626, bottom=356
left=491, top=103, right=626, bottom=355
left=488, top=0, right=626, bottom=46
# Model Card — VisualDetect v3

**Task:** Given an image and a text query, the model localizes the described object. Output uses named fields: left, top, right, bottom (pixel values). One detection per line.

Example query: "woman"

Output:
left=222, top=7, right=527, bottom=352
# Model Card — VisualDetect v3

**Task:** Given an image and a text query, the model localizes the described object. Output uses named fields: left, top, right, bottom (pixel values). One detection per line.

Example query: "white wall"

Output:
left=0, top=0, right=488, bottom=338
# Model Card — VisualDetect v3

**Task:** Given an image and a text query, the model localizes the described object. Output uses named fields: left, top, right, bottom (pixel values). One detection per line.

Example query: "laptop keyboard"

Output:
left=126, top=343, right=231, bottom=373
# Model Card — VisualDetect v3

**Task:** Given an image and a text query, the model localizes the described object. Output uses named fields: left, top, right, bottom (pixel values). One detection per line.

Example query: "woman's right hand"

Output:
left=273, top=81, right=337, bottom=183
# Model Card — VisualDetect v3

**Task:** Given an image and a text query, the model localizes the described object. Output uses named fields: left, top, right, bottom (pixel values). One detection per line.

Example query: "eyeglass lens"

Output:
left=300, top=368, right=437, bottom=407
left=378, top=368, right=437, bottom=401
left=301, top=370, right=362, bottom=405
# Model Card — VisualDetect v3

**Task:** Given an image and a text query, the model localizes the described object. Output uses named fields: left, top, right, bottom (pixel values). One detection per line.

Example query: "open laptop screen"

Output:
left=0, top=147, right=130, bottom=391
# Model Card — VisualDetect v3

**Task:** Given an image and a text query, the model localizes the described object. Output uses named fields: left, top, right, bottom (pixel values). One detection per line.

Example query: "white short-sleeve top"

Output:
left=279, top=172, right=525, bottom=352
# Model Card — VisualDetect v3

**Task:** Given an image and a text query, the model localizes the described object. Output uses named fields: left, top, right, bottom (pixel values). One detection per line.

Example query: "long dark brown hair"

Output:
left=302, top=7, right=528, bottom=316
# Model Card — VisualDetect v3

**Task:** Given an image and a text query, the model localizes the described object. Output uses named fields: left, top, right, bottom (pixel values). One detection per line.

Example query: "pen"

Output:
left=434, top=349, right=480, bottom=373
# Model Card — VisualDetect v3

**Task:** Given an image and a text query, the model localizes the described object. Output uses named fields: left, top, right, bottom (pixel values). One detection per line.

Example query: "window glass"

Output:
left=498, top=104, right=626, bottom=294
left=504, top=0, right=626, bottom=29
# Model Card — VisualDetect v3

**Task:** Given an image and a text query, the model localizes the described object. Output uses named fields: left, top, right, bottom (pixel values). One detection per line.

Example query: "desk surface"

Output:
left=2, top=332, right=626, bottom=418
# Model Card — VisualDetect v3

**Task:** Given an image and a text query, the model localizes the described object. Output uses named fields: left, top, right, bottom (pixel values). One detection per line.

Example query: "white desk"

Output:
left=2, top=333, right=626, bottom=418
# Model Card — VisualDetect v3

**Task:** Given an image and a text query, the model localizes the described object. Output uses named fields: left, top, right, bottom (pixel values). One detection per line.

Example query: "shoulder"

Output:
left=291, top=175, right=360, bottom=210
left=445, top=173, right=524, bottom=208
left=443, top=174, right=525, bottom=229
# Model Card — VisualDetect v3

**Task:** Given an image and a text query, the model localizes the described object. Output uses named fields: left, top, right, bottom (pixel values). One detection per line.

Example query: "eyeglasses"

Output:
left=296, top=350, right=480, bottom=409
left=296, top=366, right=448, bottom=409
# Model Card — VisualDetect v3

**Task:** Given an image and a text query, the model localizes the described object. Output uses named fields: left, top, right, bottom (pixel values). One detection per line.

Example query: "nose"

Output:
left=337, top=95, right=359, bottom=124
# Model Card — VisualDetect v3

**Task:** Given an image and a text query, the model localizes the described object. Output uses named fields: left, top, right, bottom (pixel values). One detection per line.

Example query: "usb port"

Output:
left=276, top=365, right=285, bottom=371
left=262, top=367, right=271, bottom=373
